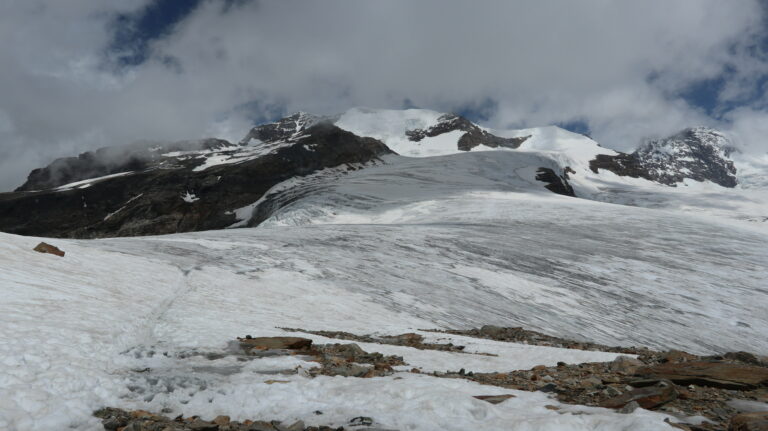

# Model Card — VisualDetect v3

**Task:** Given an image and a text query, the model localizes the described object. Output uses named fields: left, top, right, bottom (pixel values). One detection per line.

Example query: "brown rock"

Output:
left=636, top=361, right=768, bottom=390
left=610, top=356, right=644, bottom=374
left=729, top=412, right=768, bottom=431
left=532, top=365, right=548, bottom=371
left=130, top=410, right=162, bottom=420
left=725, top=352, right=764, bottom=366
left=382, top=333, right=424, bottom=345
left=213, top=415, right=230, bottom=425
left=33, top=242, right=65, bottom=257
left=600, top=381, right=678, bottom=410
left=661, top=350, right=698, bottom=363
left=238, top=336, right=312, bottom=351
left=473, top=394, right=516, bottom=404
left=264, top=379, right=290, bottom=384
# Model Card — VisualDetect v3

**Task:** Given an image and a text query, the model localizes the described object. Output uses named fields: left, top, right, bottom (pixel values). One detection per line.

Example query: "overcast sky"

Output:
left=1, top=0, right=768, bottom=190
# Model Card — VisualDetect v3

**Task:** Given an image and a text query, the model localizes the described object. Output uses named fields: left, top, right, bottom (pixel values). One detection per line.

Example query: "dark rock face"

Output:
left=239, top=112, right=323, bottom=144
left=0, top=123, right=392, bottom=238
left=535, top=167, right=575, bottom=197
left=406, top=114, right=530, bottom=151
left=590, top=127, right=738, bottom=187
left=16, top=139, right=233, bottom=192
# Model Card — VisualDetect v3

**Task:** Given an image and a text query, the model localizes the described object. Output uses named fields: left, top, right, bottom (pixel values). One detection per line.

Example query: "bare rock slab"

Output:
left=636, top=362, right=768, bottom=390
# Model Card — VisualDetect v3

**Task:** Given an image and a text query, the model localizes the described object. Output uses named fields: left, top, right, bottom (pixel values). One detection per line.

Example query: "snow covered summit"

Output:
left=0, top=108, right=765, bottom=239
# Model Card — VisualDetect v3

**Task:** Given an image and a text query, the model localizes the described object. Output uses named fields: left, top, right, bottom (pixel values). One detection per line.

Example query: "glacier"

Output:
left=0, top=108, right=766, bottom=430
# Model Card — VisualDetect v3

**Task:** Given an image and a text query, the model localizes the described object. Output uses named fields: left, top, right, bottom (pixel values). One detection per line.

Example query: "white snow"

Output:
left=181, top=191, right=200, bottom=203
left=0, top=231, right=685, bottom=430
left=55, top=171, right=135, bottom=191
left=2, top=108, right=767, bottom=430
left=104, top=194, right=143, bottom=221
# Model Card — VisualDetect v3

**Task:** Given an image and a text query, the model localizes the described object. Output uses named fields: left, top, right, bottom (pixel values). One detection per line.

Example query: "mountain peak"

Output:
left=590, top=127, right=738, bottom=187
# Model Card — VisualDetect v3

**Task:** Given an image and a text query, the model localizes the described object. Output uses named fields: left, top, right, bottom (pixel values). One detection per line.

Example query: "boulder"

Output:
left=381, top=332, right=423, bottom=346
left=724, top=351, right=766, bottom=366
left=33, top=242, right=65, bottom=257
left=661, top=350, right=698, bottom=363
left=238, top=336, right=313, bottom=351
left=636, top=362, right=768, bottom=390
left=610, top=356, right=644, bottom=374
left=729, top=412, right=768, bottom=431
left=479, top=325, right=509, bottom=338
left=212, top=415, right=230, bottom=425
left=600, top=381, right=677, bottom=410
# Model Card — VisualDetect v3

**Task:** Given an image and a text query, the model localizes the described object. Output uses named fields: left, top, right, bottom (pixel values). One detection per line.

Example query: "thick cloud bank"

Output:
left=1, top=0, right=767, bottom=190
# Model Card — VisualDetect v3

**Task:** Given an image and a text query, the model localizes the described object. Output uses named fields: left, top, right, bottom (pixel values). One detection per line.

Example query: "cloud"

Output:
left=0, top=0, right=767, bottom=190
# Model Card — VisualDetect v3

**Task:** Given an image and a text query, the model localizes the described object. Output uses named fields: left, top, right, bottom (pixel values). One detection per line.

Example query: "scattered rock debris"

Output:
left=279, top=328, right=471, bottom=354
left=238, top=336, right=314, bottom=352
left=93, top=407, right=349, bottom=431
left=426, top=327, right=768, bottom=431
left=427, top=325, right=653, bottom=355
left=235, top=336, right=405, bottom=378
left=98, top=330, right=768, bottom=431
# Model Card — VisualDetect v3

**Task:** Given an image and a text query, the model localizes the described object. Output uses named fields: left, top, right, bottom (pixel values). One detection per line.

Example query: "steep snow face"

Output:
left=335, top=107, right=449, bottom=156
left=335, top=108, right=614, bottom=165
left=335, top=108, right=528, bottom=156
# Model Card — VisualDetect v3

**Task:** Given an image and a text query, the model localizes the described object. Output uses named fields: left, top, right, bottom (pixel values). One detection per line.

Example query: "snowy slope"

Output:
left=1, top=231, right=684, bottom=431
left=336, top=107, right=458, bottom=156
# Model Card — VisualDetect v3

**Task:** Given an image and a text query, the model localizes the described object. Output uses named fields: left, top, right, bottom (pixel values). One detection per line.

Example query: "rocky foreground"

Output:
left=94, top=326, right=768, bottom=431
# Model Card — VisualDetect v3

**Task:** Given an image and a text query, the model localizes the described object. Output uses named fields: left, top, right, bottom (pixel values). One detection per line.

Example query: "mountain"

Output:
left=0, top=122, right=391, bottom=238
left=590, top=127, right=738, bottom=187
left=0, top=108, right=764, bottom=239
left=1, top=108, right=767, bottom=431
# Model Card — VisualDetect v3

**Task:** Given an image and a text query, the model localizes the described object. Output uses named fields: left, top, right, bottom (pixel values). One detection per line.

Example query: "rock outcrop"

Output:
left=590, top=127, right=738, bottom=187
left=405, top=114, right=529, bottom=151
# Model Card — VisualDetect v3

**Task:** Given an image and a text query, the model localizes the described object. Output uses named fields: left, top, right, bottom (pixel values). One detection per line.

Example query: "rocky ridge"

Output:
left=404, top=113, right=530, bottom=151
left=590, top=127, right=738, bottom=188
left=0, top=122, right=392, bottom=238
